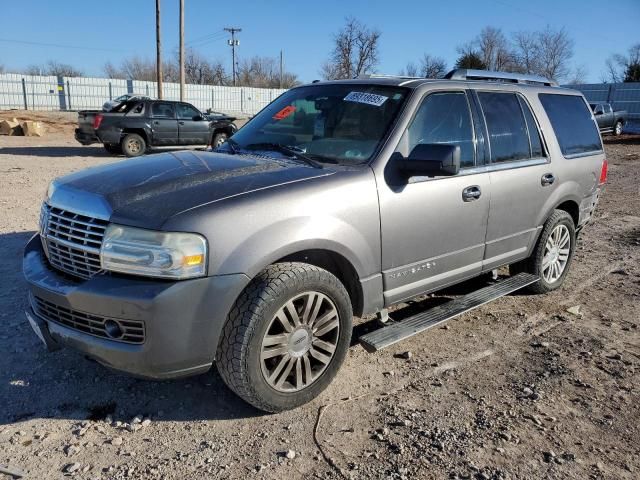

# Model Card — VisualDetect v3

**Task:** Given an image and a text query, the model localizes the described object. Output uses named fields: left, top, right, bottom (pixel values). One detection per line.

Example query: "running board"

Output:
left=359, top=273, right=539, bottom=352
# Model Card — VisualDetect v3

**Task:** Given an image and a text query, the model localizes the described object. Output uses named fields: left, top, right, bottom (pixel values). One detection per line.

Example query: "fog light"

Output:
left=104, top=320, right=124, bottom=339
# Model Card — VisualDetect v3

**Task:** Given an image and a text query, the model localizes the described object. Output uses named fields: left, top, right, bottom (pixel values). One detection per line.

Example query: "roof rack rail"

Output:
left=357, top=73, right=423, bottom=80
left=444, top=69, right=558, bottom=87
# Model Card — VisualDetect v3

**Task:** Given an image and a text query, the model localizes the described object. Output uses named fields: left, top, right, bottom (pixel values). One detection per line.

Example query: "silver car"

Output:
left=102, top=93, right=150, bottom=111
left=24, top=70, right=607, bottom=412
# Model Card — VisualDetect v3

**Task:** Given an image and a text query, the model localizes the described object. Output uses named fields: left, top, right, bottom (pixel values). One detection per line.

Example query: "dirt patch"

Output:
left=0, top=131, right=639, bottom=479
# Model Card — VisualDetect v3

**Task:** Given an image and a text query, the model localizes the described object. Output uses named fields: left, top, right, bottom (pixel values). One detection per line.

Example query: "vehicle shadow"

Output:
left=0, top=230, right=263, bottom=426
left=0, top=146, right=208, bottom=158
left=0, top=146, right=112, bottom=158
left=603, top=134, right=640, bottom=146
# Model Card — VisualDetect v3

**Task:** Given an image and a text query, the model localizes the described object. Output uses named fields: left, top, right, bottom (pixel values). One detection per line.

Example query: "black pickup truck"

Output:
left=75, top=99, right=237, bottom=157
left=589, top=102, right=627, bottom=136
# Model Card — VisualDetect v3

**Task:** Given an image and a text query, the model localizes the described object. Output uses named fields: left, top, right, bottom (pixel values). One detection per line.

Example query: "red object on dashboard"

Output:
left=273, top=106, right=296, bottom=120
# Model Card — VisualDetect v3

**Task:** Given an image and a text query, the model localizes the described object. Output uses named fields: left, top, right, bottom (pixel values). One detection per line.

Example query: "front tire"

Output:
left=614, top=120, right=623, bottom=136
left=511, top=210, right=576, bottom=294
left=216, top=263, right=353, bottom=412
left=211, top=132, right=228, bottom=149
left=121, top=133, right=146, bottom=157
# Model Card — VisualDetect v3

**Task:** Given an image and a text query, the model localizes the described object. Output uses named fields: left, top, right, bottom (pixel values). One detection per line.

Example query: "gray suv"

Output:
left=23, top=69, right=607, bottom=412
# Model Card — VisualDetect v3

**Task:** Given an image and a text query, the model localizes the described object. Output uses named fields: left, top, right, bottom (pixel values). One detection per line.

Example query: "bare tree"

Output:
left=512, top=31, right=540, bottom=74
left=567, top=64, right=588, bottom=85
left=322, top=17, right=381, bottom=79
left=183, top=48, right=228, bottom=85
left=535, top=26, right=574, bottom=82
left=469, top=27, right=515, bottom=71
left=0, top=63, right=4, bottom=74
left=105, top=57, right=180, bottom=82
left=401, top=61, right=419, bottom=77
left=419, top=54, right=447, bottom=78
left=604, top=43, right=640, bottom=83
left=237, top=56, right=299, bottom=88
left=104, top=57, right=157, bottom=81
left=25, top=61, right=82, bottom=77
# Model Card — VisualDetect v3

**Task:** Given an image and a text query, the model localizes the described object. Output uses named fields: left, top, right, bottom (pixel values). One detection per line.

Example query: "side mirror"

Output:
left=397, top=144, right=461, bottom=177
left=194, top=114, right=204, bottom=121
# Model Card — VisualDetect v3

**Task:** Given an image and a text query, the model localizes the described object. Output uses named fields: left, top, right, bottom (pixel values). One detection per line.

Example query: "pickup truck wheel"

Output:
left=614, top=120, right=623, bottom=136
left=216, top=262, right=353, bottom=412
left=211, top=132, right=228, bottom=148
left=510, top=210, right=576, bottom=294
left=121, top=133, right=146, bottom=157
left=103, top=143, right=122, bottom=155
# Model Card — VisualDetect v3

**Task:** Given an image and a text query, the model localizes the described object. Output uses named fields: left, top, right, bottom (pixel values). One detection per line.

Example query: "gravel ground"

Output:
left=0, top=118, right=639, bottom=480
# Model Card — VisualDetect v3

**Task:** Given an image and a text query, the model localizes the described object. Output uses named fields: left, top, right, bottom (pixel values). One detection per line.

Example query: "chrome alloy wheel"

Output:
left=542, top=224, right=571, bottom=283
left=615, top=121, right=623, bottom=135
left=260, top=291, right=340, bottom=392
left=127, top=138, right=142, bottom=154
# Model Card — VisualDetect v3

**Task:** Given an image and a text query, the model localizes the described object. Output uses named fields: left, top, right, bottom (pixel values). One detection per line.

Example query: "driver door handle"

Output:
left=541, top=173, right=555, bottom=186
left=462, top=185, right=481, bottom=202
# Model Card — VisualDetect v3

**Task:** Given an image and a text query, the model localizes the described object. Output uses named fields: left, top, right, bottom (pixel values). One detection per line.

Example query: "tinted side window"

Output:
left=177, top=103, right=200, bottom=119
left=518, top=96, right=544, bottom=158
left=152, top=102, right=175, bottom=118
left=478, top=92, right=530, bottom=163
left=407, top=92, right=475, bottom=168
left=539, top=94, right=602, bottom=157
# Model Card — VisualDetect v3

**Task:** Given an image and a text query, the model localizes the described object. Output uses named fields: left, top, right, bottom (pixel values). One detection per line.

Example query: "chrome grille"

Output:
left=41, top=204, right=109, bottom=279
left=33, top=295, right=145, bottom=344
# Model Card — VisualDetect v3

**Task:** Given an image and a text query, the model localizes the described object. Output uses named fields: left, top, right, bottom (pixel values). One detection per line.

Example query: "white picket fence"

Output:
left=0, top=72, right=287, bottom=115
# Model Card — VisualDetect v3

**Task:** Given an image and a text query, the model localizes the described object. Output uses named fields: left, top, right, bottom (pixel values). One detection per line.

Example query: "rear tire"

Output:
left=614, top=120, right=623, bottom=136
left=216, top=262, right=352, bottom=412
left=121, top=133, right=146, bottom=157
left=510, top=210, right=576, bottom=294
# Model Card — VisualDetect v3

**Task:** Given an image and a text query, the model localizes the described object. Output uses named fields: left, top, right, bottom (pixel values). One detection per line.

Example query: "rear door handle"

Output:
left=462, top=185, right=481, bottom=202
left=178, top=121, right=185, bottom=125
left=541, top=173, right=555, bottom=186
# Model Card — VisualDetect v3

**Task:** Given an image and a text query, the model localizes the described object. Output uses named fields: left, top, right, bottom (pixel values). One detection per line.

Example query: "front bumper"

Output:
left=23, top=234, right=250, bottom=379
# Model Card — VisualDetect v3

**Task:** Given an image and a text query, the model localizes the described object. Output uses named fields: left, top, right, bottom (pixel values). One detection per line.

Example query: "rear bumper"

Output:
left=23, top=234, right=250, bottom=379
left=74, top=128, right=99, bottom=145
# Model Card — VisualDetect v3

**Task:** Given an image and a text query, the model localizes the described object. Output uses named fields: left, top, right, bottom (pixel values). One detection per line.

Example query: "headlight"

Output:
left=100, top=225, right=207, bottom=279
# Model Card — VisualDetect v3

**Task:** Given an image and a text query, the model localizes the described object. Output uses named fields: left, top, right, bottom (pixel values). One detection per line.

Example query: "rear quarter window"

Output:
left=538, top=94, right=602, bottom=157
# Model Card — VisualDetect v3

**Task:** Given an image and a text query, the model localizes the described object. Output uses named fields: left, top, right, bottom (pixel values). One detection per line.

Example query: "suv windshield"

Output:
left=223, top=84, right=409, bottom=165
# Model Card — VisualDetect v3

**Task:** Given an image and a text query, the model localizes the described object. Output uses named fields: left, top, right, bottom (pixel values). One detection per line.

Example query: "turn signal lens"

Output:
left=184, top=254, right=204, bottom=266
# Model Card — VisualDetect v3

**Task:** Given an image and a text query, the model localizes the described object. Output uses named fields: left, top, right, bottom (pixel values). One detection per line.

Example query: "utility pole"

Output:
left=279, top=50, right=283, bottom=89
left=155, top=0, right=163, bottom=99
left=179, top=0, right=185, bottom=101
left=224, top=27, right=241, bottom=86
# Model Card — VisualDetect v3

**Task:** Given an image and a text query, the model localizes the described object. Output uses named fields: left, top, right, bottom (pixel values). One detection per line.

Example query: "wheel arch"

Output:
left=276, top=248, right=363, bottom=317
left=121, top=128, right=149, bottom=144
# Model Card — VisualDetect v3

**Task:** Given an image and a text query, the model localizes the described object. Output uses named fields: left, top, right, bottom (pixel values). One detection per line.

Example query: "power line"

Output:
left=0, top=38, right=125, bottom=53
left=186, top=30, right=226, bottom=46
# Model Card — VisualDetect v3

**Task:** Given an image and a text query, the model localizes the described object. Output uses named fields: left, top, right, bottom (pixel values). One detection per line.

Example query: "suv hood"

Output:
left=49, top=150, right=334, bottom=229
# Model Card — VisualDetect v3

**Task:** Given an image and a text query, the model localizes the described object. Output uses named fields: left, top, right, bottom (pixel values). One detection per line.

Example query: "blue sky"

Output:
left=0, top=0, right=638, bottom=82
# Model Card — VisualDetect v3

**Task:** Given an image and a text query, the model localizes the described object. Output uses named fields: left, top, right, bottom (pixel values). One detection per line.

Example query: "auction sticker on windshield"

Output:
left=273, top=105, right=296, bottom=120
left=344, top=91, right=388, bottom=107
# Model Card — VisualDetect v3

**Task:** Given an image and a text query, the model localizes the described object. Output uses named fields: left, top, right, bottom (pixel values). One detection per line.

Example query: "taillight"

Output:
left=599, top=158, right=608, bottom=185
left=93, top=114, right=104, bottom=130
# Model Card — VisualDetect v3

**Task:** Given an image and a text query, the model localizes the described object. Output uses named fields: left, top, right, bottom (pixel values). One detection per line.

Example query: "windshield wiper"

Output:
left=243, top=142, right=323, bottom=169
